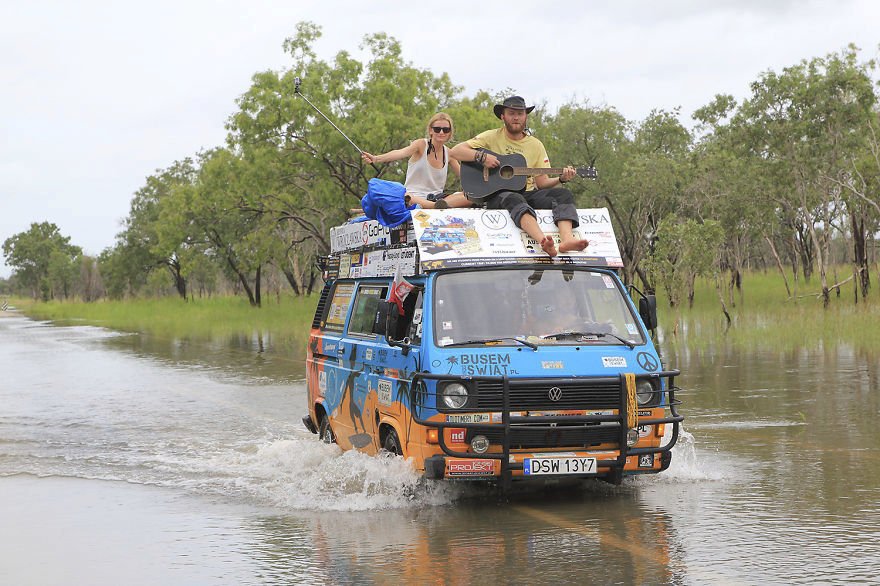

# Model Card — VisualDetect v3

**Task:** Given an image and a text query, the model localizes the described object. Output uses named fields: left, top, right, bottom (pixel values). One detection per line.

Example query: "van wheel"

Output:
left=319, top=416, right=336, bottom=444
left=382, top=428, right=402, bottom=456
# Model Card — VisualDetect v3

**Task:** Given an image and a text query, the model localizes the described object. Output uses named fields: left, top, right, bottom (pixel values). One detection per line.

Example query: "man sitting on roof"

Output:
left=450, top=96, right=588, bottom=258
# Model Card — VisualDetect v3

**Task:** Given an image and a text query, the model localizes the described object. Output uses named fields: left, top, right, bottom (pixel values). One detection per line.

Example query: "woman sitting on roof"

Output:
left=361, top=113, right=471, bottom=210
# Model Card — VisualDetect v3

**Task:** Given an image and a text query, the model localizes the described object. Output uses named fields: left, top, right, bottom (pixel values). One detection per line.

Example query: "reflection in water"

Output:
left=243, top=495, right=684, bottom=585
left=103, top=328, right=310, bottom=382
left=2, top=313, right=879, bottom=584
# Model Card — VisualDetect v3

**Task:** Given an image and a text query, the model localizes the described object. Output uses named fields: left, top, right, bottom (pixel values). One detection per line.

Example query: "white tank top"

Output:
left=404, top=140, right=448, bottom=197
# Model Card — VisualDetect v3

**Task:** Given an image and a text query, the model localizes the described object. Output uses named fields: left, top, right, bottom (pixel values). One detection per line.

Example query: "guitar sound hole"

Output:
left=499, top=165, right=514, bottom=179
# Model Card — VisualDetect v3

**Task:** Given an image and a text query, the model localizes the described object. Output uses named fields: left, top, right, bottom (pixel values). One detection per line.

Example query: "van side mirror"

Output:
left=372, top=300, right=399, bottom=338
left=639, top=294, right=658, bottom=331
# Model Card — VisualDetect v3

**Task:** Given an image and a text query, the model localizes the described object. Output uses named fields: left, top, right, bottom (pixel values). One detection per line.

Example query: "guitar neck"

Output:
left=511, top=166, right=567, bottom=176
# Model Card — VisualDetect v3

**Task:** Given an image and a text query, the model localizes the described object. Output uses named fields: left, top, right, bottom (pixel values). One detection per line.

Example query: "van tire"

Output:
left=319, top=416, right=336, bottom=444
left=382, top=428, right=402, bottom=456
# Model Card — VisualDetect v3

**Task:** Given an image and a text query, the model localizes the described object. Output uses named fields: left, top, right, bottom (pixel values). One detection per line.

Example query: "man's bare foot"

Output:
left=559, top=238, right=589, bottom=253
left=541, top=236, right=558, bottom=257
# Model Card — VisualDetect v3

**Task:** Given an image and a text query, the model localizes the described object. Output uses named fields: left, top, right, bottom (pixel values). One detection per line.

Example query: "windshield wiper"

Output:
left=540, top=331, right=636, bottom=349
left=443, top=336, right=538, bottom=350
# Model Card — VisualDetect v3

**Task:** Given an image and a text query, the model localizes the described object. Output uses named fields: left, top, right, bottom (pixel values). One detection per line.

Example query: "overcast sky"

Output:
left=2, top=0, right=878, bottom=277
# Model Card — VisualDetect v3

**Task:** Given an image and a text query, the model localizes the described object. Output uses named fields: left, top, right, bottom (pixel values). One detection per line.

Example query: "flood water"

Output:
left=1, top=310, right=878, bottom=585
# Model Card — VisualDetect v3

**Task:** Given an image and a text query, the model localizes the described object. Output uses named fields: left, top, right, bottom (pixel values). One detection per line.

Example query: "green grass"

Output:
left=11, top=295, right=320, bottom=352
left=657, top=269, right=880, bottom=351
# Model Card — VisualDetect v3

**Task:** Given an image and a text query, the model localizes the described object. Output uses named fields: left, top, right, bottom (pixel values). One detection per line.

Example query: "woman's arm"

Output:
left=362, top=139, right=424, bottom=165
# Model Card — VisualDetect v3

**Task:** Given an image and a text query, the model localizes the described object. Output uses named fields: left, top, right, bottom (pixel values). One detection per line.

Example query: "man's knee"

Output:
left=550, top=187, right=574, bottom=205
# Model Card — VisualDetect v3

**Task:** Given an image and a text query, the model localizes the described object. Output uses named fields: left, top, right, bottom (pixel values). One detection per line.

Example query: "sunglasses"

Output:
left=431, top=126, right=452, bottom=134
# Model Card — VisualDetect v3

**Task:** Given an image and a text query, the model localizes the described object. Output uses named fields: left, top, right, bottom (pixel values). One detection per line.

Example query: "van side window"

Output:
left=348, top=284, right=389, bottom=336
left=324, top=282, right=355, bottom=333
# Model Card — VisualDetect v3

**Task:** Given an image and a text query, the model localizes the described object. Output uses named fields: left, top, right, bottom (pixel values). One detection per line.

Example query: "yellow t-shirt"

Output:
left=466, top=128, right=550, bottom=191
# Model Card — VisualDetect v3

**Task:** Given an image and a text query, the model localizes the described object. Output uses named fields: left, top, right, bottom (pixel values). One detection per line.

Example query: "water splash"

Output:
left=198, top=437, right=462, bottom=511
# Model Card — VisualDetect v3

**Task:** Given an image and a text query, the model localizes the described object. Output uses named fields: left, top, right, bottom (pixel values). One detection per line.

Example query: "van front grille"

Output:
left=474, top=379, right=621, bottom=411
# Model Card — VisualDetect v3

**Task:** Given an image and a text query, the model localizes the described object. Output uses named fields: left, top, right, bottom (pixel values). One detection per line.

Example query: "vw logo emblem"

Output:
left=548, top=387, right=563, bottom=402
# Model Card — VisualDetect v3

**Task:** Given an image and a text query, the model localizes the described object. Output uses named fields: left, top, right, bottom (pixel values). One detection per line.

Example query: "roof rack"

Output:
left=323, top=208, right=622, bottom=280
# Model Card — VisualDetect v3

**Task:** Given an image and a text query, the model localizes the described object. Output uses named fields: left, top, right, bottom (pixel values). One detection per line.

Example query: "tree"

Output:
left=735, top=46, right=877, bottom=306
left=109, top=159, right=200, bottom=299
left=2, top=222, right=82, bottom=300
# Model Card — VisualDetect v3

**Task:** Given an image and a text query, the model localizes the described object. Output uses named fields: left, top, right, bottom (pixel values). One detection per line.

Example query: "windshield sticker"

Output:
left=602, top=356, right=627, bottom=368
left=378, top=379, right=392, bottom=406
left=442, top=321, right=453, bottom=330
left=541, top=361, right=564, bottom=369
left=602, top=275, right=615, bottom=288
left=440, top=336, right=454, bottom=346
left=625, top=323, right=638, bottom=335
left=446, top=353, right=517, bottom=376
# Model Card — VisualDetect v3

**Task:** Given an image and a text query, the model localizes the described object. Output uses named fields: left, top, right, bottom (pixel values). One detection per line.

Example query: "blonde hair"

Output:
left=426, top=112, right=454, bottom=140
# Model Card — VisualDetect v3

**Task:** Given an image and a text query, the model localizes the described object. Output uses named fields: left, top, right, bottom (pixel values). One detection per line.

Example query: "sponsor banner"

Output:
left=411, top=208, right=622, bottom=269
left=446, top=458, right=496, bottom=477
left=335, top=246, right=419, bottom=279
left=330, top=220, right=414, bottom=253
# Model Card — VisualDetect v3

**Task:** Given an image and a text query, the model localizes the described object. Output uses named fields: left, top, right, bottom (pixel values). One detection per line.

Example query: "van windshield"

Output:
left=433, top=268, right=645, bottom=347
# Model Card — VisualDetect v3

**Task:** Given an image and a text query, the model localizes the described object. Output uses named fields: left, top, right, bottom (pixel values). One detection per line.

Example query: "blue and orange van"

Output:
left=302, top=208, right=683, bottom=487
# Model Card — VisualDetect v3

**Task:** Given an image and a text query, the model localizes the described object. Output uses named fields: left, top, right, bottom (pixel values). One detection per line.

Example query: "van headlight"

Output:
left=440, top=382, right=469, bottom=409
left=636, top=380, right=656, bottom=406
left=626, top=428, right=640, bottom=447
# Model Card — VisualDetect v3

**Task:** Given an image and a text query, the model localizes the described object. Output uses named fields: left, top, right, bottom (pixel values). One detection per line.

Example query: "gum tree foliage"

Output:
left=2, top=222, right=82, bottom=300
left=644, top=215, right=724, bottom=309
left=688, top=95, right=774, bottom=305
left=543, top=104, right=692, bottom=291
left=157, top=148, right=271, bottom=307
left=726, top=46, right=877, bottom=306
left=102, top=159, right=198, bottom=300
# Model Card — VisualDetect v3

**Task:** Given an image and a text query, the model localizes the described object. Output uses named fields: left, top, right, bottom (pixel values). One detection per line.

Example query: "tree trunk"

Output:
left=764, top=233, right=792, bottom=298
left=283, top=269, right=301, bottom=295
left=254, top=265, right=262, bottom=307
left=226, top=257, right=257, bottom=306
left=850, top=209, right=870, bottom=300
left=165, top=259, right=187, bottom=300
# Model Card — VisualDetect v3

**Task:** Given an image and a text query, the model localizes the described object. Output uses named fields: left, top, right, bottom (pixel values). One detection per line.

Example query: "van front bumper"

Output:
left=413, top=371, right=682, bottom=487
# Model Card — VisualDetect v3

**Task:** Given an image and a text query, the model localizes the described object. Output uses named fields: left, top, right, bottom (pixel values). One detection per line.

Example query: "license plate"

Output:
left=524, top=456, right=597, bottom=476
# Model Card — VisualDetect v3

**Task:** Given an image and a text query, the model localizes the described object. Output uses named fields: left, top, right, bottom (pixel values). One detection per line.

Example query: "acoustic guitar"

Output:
left=461, top=150, right=597, bottom=203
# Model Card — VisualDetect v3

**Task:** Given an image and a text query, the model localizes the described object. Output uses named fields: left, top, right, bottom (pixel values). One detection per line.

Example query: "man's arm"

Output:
left=534, top=167, right=576, bottom=190
left=450, top=142, right=500, bottom=168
